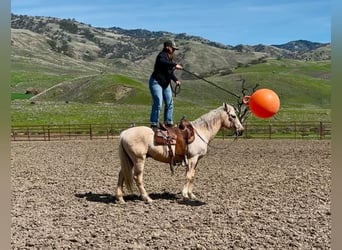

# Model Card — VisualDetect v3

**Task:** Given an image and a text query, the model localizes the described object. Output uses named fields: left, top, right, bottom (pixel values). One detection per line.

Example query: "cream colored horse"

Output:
left=115, top=103, right=244, bottom=203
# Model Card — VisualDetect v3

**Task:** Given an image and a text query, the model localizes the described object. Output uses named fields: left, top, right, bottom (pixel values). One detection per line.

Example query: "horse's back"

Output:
left=120, top=126, right=154, bottom=153
left=120, top=125, right=153, bottom=137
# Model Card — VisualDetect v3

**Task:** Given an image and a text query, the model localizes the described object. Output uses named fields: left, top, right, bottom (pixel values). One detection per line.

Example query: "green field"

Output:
left=11, top=58, right=331, bottom=126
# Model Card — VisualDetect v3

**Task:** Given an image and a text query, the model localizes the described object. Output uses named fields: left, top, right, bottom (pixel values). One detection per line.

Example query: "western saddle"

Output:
left=153, top=118, right=195, bottom=174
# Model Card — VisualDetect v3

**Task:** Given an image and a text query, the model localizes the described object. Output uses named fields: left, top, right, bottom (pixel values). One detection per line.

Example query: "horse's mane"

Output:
left=191, top=106, right=225, bottom=130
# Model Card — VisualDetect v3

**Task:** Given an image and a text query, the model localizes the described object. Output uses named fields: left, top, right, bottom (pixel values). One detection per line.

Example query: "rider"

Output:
left=149, top=40, right=183, bottom=130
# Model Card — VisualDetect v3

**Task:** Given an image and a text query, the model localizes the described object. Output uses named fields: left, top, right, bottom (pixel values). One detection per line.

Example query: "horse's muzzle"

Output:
left=234, top=129, right=243, bottom=137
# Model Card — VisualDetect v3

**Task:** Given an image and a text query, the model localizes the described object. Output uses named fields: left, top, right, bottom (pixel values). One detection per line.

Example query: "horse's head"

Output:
left=222, top=103, right=244, bottom=136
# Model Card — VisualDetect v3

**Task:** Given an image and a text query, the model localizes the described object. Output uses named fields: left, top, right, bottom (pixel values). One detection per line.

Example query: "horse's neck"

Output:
left=192, top=110, right=223, bottom=142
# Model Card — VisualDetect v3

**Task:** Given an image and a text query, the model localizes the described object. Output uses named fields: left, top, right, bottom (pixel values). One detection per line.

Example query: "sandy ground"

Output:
left=11, top=139, right=331, bottom=249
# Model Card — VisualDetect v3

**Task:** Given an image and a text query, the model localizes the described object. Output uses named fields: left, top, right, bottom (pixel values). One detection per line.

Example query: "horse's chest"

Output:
left=188, top=141, right=207, bottom=157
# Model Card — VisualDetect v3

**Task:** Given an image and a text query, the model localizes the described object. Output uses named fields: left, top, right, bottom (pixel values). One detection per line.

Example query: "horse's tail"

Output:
left=119, top=137, right=134, bottom=193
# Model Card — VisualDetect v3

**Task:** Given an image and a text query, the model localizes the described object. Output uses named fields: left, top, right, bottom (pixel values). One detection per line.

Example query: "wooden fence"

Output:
left=11, top=121, right=331, bottom=141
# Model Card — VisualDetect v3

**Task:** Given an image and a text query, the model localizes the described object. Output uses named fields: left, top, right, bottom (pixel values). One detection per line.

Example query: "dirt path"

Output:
left=11, top=139, right=331, bottom=249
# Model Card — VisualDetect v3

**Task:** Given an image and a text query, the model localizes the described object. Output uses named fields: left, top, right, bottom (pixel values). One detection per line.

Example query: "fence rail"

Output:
left=11, top=121, right=332, bottom=141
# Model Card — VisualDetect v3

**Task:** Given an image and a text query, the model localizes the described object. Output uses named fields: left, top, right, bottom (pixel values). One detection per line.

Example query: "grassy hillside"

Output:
left=11, top=58, right=331, bottom=126
left=10, top=16, right=331, bottom=126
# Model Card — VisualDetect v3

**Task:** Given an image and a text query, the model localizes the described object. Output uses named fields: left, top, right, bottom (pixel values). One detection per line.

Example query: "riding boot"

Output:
left=160, top=123, right=174, bottom=131
left=151, top=125, right=158, bottom=131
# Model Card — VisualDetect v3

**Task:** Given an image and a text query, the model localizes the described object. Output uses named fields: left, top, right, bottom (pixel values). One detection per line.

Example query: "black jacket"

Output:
left=151, top=50, right=178, bottom=88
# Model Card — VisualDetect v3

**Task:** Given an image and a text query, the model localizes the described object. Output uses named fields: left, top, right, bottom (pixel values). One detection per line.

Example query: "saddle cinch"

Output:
left=153, top=118, right=195, bottom=173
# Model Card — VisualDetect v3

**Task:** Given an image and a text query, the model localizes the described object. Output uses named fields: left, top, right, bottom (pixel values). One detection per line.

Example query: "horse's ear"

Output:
left=223, top=102, right=228, bottom=111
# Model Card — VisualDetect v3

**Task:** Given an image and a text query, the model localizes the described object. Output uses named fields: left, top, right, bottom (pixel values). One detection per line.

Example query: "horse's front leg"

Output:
left=182, top=158, right=198, bottom=200
left=133, top=158, right=153, bottom=203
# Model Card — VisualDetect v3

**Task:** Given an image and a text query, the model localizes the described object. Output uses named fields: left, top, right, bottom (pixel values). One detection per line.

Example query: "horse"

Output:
left=115, top=102, right=244, bottom=203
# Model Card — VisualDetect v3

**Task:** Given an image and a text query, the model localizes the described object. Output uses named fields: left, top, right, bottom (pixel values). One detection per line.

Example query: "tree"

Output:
left=233, top=77, right=259, bottom=124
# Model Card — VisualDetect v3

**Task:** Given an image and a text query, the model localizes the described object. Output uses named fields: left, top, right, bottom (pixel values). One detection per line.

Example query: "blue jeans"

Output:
left=149, top=77, right=173, bottom=126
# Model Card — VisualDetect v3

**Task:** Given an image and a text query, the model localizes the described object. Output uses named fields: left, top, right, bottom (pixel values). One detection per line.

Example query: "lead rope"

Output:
left=182, top=68, right=241, bottom=99
left=171, top=82, right=180, bottom=97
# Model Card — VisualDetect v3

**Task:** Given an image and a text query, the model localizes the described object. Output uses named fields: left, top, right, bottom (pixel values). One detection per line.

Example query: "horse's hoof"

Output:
left=181, top=192, right=189, bottom=199
left=116, top=198, right=126, bottom=204
left=142, top=196, right=153, bottom=203
left=189, top=193, right=197, bottom=200
left=146, top=198, right=153, bottom=204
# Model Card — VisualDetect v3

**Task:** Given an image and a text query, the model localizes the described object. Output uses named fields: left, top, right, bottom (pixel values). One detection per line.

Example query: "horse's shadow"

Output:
left=75, top=191, right=206, bottom=206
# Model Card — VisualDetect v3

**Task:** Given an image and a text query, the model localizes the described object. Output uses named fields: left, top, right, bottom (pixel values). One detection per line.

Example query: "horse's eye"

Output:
left=230, top=114, right=236, bottom=119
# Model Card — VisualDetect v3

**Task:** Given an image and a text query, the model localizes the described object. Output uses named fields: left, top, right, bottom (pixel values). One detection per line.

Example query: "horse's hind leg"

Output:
left=116, top=170, right=125, bottom=204
left=133, top=158, right=153, bottom=203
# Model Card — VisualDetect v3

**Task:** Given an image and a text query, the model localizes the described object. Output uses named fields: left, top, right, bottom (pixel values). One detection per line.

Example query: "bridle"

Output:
left=192, top=110, right=241, bottom=150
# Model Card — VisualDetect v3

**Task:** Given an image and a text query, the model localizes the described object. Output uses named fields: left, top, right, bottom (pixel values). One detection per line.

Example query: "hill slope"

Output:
left=10, top=14, right=331, bottom=125
left=11, top=13, right=330, bottom=77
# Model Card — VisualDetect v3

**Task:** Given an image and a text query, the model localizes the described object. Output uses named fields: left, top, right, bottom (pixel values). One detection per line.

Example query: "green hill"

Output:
left=10, top=14, right=331, bottom=126
left=11, top=58, right=331, bottom=126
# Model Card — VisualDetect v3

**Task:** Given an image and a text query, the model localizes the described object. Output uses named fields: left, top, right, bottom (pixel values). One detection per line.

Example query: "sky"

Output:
left=11, top=0, right=331, bottom=46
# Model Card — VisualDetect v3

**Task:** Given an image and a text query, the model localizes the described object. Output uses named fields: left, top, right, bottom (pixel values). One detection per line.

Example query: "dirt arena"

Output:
left=11, top=139, right=331, bottom=249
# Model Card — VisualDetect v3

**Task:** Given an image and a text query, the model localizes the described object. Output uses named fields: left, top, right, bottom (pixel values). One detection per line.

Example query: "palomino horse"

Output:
left=115, top=103, right=244, bottom=203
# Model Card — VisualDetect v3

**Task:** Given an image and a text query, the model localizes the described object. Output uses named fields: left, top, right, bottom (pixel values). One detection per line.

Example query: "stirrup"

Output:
left=169, top=152, right=175, bottom=175
left=169, top=164, right=175, bottom=175
left=151, top=125, right=158, bottom=131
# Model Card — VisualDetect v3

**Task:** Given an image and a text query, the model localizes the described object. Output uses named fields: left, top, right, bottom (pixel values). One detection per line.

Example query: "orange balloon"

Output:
left=242, top=88, right=280, bottom=118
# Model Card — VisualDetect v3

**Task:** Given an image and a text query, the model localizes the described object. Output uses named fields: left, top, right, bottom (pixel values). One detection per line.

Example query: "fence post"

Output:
left=319, top=121, right=323, bottom=140
left=89, top=124, right=92, bottom=140
left=43, top=126, right=46, bottom=141
left=268, top=124, right=272, bottom=139
left=59, top=125, right=62, bottom=140
left=47, top=125, right=50, bottom=141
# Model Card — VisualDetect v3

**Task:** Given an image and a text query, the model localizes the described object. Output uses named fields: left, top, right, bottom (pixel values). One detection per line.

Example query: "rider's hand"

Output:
left=175, top=64, right=183, bottom=70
